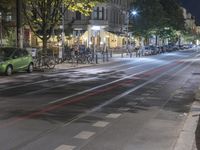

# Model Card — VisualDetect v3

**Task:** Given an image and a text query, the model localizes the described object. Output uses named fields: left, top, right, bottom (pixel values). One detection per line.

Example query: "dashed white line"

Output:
left=74, top=131, right=95, bottom=139
left=93, top=121, right=110, bottom=127
left=55, top=145, right=76, bottom=150
left=106, top=113, right=121, bottom=119
left=118, top=107, right=131, bottom=111
left=142, top=93, right=151, bottom=96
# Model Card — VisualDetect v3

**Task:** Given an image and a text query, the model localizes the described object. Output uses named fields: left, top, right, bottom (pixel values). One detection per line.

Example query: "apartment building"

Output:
left=64, top=0, right=134, bottom=49
left=182, top=7, right=197, bottom=33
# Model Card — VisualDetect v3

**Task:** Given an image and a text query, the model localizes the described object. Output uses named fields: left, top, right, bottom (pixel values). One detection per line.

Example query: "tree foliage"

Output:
left=0, top=0, right=15, bottom=11
left=131, top=0, right=185, bottom=43
left=22, top=0, right=105, bottom=51
left=0, top=0, right=16, bottom=45
left=131, top=0, right=166, bottom=37
left=160, top=0, right=185, bottom=31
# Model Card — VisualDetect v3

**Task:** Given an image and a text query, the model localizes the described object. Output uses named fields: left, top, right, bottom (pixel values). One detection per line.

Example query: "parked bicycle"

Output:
left=34, top=53, right=56, bottom=70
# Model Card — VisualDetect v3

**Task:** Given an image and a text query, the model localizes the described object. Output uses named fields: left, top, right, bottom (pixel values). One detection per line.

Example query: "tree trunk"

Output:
left=162, top=39, right=164, bottom=46
left=42, top=36, right=48, bottom=54
left=155, top=35, right=158, bottom=46
left=16, top=0, right=23, bottom=48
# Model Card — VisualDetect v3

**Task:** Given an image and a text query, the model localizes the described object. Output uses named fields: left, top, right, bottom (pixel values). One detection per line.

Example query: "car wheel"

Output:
left=5, top=65, right=12, bottom=76
left=27, top=63, right=33, bottom=73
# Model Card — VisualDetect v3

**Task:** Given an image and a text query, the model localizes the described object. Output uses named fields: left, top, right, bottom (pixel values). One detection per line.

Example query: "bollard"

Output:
left=110, top=51, right=112, bottom=58
left=130, top=52, right=132, bottom=58
left=106, top=51, right=109, bottom=61
left=95, top=54, right=98, bottom=64
left=102, top=52, right=105, bottom=62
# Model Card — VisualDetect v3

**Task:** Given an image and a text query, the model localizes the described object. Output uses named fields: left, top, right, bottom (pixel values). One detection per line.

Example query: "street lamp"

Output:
left=126, top=9, right=138, bottom=51
left=131, top=10, right=138, bottom=16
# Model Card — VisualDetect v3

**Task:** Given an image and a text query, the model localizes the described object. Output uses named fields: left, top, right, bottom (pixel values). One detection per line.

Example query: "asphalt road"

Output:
left=0, top=50, right=200, bottom=150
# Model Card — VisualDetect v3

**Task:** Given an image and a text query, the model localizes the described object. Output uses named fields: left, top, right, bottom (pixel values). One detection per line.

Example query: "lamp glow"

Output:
left=131, top=10, right=138, bottom=16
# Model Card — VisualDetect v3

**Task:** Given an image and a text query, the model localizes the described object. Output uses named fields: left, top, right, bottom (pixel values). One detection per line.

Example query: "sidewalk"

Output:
left=54, top=53, right=135, bottom=70
left=174, top=87, right=200, bottom=150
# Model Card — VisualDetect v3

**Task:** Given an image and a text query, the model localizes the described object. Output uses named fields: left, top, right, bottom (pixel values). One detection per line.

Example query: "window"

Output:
left=76, top=11, right=81, bottom=20
left=6, top=12, right=12, bottom=22
left=93, top=7, right=98, bottom=19
left=93, top=7, right=105, bottom=20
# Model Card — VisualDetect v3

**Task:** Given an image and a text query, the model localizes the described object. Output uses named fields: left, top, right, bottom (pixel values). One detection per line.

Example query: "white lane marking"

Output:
left=142, top=93, right=151, bottom=96
left=27, top=64, right=150, bottom=96
left=62, top=57, right=192, bottom=128
left=74, top=131, right=95, bottom=139
left=0, top=62, right=153, bottom=94
left=127, top=102, right=138, bottom=106
left=146, top=97, right=160, bottom=100
left=49, top=64, right=166, bottom=104
left=106, top=113, right=121, bottom=119
left=86, top=60, right=190, bottom=115
left=150, top=87, right=159, bottom=90
left=118, top=107, right=131, bottom=111
left=55, top=145, right=76, bottom=150
left=23, top=77, right=98, bottom=96
left=93, top=121, right=110, bottom=127
left=0, top=79, right=49, bottom=91
left=2, top=50, right=187, bottom=94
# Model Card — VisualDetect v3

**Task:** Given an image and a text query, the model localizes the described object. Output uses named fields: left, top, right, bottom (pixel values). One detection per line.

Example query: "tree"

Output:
left=160, top=0, right=185, bottom=31
left=22, top=0, right=105, bottom=52
left=0, top=0, right=16, bottom=46
left=0, top=0, right=15, bottom=10
left=131, top=0, right=185, bottom=45
left=131, top=0, right=166, bottom=43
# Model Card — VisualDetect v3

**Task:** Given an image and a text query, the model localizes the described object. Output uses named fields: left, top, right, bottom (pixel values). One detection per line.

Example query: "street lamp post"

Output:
left=59, top=3, right=65, bottom=59
left=125, top=10, right=138, bottom=53
left=0, top=12, right=3, bottom=47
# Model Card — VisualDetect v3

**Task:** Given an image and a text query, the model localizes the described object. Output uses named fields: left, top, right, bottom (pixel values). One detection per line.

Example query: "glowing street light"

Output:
left=126, top=9, right=138, bottom=51
left=131, top=10, right=138, bottom=16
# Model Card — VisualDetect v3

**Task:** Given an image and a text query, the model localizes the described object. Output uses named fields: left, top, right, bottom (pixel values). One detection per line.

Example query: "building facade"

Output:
left=182, top=7, right=197, bottom=33
left=64, top=0, right=134, bottom=49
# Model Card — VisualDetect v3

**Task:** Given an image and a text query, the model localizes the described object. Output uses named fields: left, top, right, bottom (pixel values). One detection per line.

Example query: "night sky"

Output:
left=180, top=0, right=200, bottom=24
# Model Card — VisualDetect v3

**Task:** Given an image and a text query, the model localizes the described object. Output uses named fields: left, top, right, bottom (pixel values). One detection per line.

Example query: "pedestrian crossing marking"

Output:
left=74, top=131, right=95, bottom=139
left=93, top=121, right=110, bottom=127
left=106, top=113, right=121, bottom=119
left=55, top=145, right=75, bottom=150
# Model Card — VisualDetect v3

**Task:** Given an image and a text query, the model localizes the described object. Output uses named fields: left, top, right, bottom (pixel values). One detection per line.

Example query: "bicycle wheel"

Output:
left=47, top=57, right=56, bottom=69
left=87, top=55, right=93, bottom=64
left=34, top=58, right=42, bottom=69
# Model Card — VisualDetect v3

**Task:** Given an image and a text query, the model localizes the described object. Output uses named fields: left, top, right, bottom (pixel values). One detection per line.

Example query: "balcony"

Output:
left=89, top=19, right=109, bottom=26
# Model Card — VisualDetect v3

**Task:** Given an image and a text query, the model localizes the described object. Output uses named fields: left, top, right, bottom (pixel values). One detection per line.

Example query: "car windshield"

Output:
left=0, top=48, right=15, bottom=61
